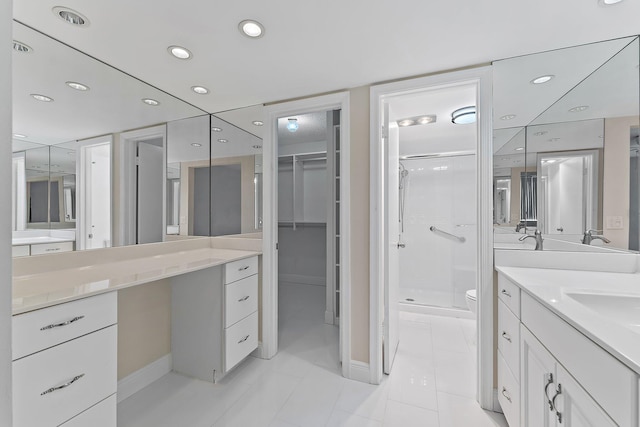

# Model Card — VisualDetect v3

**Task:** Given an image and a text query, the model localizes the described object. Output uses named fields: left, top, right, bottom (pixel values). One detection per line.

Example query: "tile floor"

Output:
left=118, top=283, right=508, bottom=427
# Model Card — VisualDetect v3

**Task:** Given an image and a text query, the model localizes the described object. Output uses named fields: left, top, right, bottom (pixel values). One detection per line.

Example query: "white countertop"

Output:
left=496, top=266, right=640, bottom=375
left=13, top=247, right=260, bottom=315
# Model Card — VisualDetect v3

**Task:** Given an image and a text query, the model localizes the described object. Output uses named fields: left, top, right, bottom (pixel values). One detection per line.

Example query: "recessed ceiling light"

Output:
left=13, top=40, right=32, bottom=53
left=533, top=131, right=548, bottom=136
left=239, top=20, right=265, bottom=38
left=545, top=159, right=557, bottom=164
left=252, top=145, right=262, bottom=149
left=599, top=0, right=623, bottom=5
left=191, top=143, right=202, bottom=147
left=569, top=105, right=589, bottom=112
left=252, top=120, right=264, bottom=126
left=218, top=139, right=228, bottom=143
left=548, top=138, right=561, bottom=142
left=142, top=98, right=160, bottom=106
left=66, top=81, right=89, bottom=91
left=417, top=115, right=437, bottom=125
left=168, top=45, right=192, bottom=60
left=212, top=127, right=222, bottom=132
left=531, top=75, right=555, bottom=84
left=500, top=114, right=516, bottom=121
left=398, top=119, right=415, bottom=127
left=52, top=7, right=89, bottom=26
left=13, top=133, right=26, bottom=138
left=433, top=166, right=448, bottom=171
left=451, top=106, right=476, bottom=124
left=31, top=94, right=53, bottom=102
left=287, top=118, right=299, bottom=132
left=191, top=86, right=209, bottom=95
left=515, top=147, right=524, bottom=151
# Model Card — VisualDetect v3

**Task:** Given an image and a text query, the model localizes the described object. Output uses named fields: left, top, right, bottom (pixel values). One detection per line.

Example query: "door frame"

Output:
left=369, top=66, right=495, bottom=409
left=118, top=125, right=167, bottom=246
left=77, top=135, right=113, bottom=250
left=262, top=92, right=353, bottom=378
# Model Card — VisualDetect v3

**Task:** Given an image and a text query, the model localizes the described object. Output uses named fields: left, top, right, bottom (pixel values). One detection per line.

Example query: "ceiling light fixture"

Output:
left=31, top=94, right=53, bottom=102
left=239, top=20, right=265, bottom=38
left=569, top=105, right=589, bottom=112
left=548, top=137, right=561, bottom=142
left=13, top=133, right=26, bottom=138
left=190, top=143, right=202, bottom=147
left=168, top=45, right=192, bottom=60
left=13, top=40, right=32, bottom=53
left=533, top=131, right=548, bottom=136
left=52, top=7, right=89, bottom=26
left=142, top=98, right=160, bottom=106
left=515, top=147, right=524, bottom=151
left=253, top=145, right=262, bottom=149
left=398, top=119, right=415, bottom=127
left=218, top=139, right=228, bottom=143
left=500, top=114, right=516, bottom=121
left=211, top=127, right=222, bottom=132
left=451, top=106, right=476, bottom=124
left=66, top=81, right=89, bottom=91
left=191, top=86, right=209, bottom=94
left=252, top=120, right=264, bottom=126
left=598, top=0, right=623, bottom=5
left=531, top=75, right=555, bottom=84
left=287, top=118, right=299, bottom=132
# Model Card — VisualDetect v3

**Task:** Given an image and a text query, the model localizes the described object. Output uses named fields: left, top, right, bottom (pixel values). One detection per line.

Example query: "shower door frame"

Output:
left=369, top=66, right=495, bottom=410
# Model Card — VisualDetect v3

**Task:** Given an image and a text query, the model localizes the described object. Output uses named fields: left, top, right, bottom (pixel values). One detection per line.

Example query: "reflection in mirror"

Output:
left=12, top=22, right=205, bottom=256
left=493, top=128, right=526, bottom=229
left=493, top=35, right=640, bottom=251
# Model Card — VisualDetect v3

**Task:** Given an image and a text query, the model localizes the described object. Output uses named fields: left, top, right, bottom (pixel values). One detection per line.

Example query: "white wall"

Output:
left=1, top=0, right=12, bottom=422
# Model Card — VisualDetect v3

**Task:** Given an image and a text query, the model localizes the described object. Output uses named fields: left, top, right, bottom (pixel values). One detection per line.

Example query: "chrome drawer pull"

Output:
left=238, top=335, right=250, bottom=344
left=40, top=373, right=85, bottom=396
left=501, top=387, right=512, bottom=403
left=544, top=373, right=555, bottom=411
left=501, top=331, right=511, bottom=342
left=40, top=315, right=85, bottom=331
left=238, top=296, right=250, bottom=302
left=238, top=266, right=250, bottom=271
left=552, top=384, right=563, bottom=423
left=501, top=289, right=511, bottom=297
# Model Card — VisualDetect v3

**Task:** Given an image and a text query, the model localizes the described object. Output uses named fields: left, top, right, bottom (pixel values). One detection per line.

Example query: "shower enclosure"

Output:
left=398, top=154, right=477, bottom=310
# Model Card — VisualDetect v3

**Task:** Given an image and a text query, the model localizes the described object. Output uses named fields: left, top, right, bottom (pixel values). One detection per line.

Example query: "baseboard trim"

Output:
left=493, top=388, right=503, bottom=413
left=399, top=302, right=474, bottom=319
left=117, top=354, right=172, bottom=403
left=251, top=341, right=265, bottom=359
left=349, top=361, right=371, bottom=383
left=279, top=274, right=325, bottom=286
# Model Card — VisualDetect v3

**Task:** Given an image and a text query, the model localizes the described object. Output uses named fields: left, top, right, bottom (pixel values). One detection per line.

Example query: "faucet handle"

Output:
left=585, top=229, right=603, bottom=235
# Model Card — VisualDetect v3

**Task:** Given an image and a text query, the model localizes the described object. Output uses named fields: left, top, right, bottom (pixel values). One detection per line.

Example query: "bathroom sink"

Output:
left=565, top=292, right=640, bottom=333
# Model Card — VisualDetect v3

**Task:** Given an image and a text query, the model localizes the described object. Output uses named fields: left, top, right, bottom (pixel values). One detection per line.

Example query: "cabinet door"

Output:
left=521, top=326, right=556, bottom=427
left=555, top=365, right=616, bottom=427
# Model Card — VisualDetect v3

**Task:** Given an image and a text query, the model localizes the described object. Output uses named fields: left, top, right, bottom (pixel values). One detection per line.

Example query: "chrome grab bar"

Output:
left=429, top=226, right=466, bottom=243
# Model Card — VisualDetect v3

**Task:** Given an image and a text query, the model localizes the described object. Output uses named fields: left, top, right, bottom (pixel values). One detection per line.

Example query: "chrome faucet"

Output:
left=581, top=229, right=611, bottom=245
left=519, top=229, right=543, bottom=250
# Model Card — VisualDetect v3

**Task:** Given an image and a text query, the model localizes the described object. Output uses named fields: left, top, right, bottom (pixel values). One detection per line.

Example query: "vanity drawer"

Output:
left=225, top=256, right=258, bottom=284
left=498, top=352, right=520, bottom=427
left=30, top=241, right=74, bottom=255
left=60, top=394, right=116, bottom=427
left=225, top=311, right=258, bottom=371
left=225, top=274, right=258, bottom=327
left=13, top=325, right=117, bottom=427
left=13, top=292, right=117, bottom=360
left=12, top=245, right=30, bottom=258
left=498, top=300, right=520, bottom=380
left=498, top=273, right=521, bottom=318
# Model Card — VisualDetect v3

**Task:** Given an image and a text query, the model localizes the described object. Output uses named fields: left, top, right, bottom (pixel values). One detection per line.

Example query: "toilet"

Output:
left=465, top=289, right=477, bottom=314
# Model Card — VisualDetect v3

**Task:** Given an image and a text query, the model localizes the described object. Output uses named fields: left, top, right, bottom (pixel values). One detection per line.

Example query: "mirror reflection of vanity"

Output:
left=11, top=21, right=240, bottom=256
left=493, top=36, right=640, bottom=251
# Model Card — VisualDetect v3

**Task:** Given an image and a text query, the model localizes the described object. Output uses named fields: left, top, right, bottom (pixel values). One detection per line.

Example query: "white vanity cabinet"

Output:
left=497, top=275, right=521, bottom=427
left=172, top=255, right=259, bottom=382
left=12, top=292, right=117, bottom=427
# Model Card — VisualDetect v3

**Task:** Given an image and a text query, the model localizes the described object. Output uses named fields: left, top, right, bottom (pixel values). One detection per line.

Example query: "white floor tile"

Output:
left=334, top=379, right=389, bottom=421
left=437, top=392, right=509, bottom=427
left=383, top=400, right=440, bottom=427
left=433, top=351, right=476, bottom=398
left=388, top=354, right=438, bottom=411
left=326, top=409, right=383, bottom=427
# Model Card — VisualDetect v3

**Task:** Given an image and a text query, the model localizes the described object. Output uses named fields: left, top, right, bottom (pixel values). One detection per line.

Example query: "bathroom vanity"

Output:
left=495, top=251, right=640, bottom=427
left=11, top=238, right=261, bottom=427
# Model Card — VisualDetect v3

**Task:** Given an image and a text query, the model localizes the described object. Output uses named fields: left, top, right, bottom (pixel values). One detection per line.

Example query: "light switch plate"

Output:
left=605, top=215, right=624, bottom=229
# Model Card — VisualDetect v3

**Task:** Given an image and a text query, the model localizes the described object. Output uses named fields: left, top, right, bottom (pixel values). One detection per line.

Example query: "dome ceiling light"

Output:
left=239, top=20, right=265, bottom=38
left=191, top=86, right=209, bottom=95
left=287, top=118, right=299, bottom=132
left=168, top=46, right=192, bottom=60
left=52, top=7, right=90, bottom=26
left=531, top=75, right=554, bottom=84
left=451, top=106, right=476, bottom=124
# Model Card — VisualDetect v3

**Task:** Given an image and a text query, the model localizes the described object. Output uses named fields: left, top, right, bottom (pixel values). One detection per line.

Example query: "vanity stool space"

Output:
left=171, top=255, right=259, bottom=382
left=12, top=292, right=117, bottom=427
left=496, top=272, right=639, bottom=427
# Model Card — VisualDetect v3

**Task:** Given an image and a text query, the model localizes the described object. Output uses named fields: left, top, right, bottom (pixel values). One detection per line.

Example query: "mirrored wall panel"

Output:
left=493, top=36, right=640, bottom=251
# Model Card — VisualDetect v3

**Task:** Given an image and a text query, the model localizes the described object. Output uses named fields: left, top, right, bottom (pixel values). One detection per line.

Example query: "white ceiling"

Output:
left=13, top=0, right=640, bottom=116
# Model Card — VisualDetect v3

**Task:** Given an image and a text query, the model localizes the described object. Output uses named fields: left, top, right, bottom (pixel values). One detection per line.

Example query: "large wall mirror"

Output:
left=493, top=36, right=640, bottom=251
left=12, top=22, right=206, bottom=256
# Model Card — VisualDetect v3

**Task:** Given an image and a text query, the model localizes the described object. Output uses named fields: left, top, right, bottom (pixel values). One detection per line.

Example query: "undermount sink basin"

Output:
left=565, top=292, right=640, bottom=333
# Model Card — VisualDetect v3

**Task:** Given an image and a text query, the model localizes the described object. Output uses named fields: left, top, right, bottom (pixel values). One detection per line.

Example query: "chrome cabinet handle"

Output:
left=238, top=335, right=250, bottom=344
left=552, top=384, right=563, bottom=423
left=397, top=243, right=406, bottom=249
left=544, top=373, right=554, bottom=411
left=501, top=387, right=512, bottom=403
left=501, top=289, right=511, bottom=297
left=238, top=296, right=250, bottom=302
left=40, top=315, right=85, bottom=331
left=238, top=266, right=250, bottom=272
left=501, top=331, right=511, bottom=342
left=40, top=374, right=85, bottom=396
